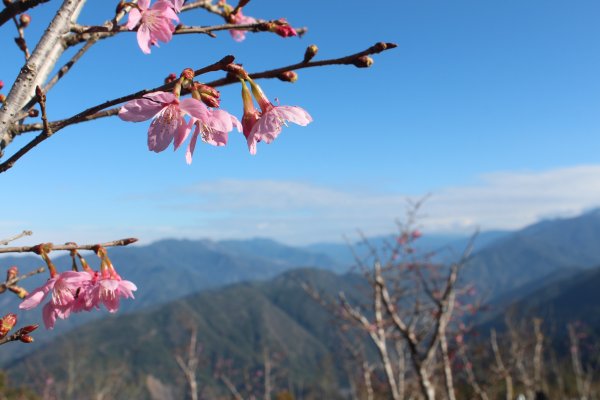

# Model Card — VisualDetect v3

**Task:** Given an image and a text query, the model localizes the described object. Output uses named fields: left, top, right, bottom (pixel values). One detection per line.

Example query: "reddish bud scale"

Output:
left=17, top=324, right=38, bottom=335
left=28, top=109, right=39, bottom=117
left=0, top=80, right=4, bottom=90
left=0, top=94, right=6, bottom=103
left=19, top=335, right=34, bottom=343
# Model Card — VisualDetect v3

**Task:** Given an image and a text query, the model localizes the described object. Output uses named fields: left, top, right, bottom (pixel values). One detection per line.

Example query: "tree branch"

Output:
left=0, top=237, right=137, bottom=254
left=0, top=0, right=49, bottom=27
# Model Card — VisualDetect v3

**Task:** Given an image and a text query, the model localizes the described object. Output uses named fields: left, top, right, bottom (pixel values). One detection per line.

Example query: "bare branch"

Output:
left=0, top=0, right=49, bottom=28
left=0, top=237, right=137, bottom=254
left=0, top=230, right=32, bottom=245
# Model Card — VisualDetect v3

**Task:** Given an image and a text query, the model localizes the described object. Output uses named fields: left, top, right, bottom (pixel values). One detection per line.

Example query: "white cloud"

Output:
left=149, top=164, right=600, bottom=244
left=10, top=165, right=600, bottom=247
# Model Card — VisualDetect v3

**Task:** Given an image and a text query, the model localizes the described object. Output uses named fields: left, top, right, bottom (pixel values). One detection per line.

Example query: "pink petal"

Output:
left=179, top=98, right=210, bottom=120
left=185, top=124, right=200, bottom=164
left=174, top=118, right=193, bottom=151
left=42, top=302, right=57, bottom=330
left=275, top=106, right=312, bottom=126
left=137, top=25, right=152, bottom=54
left=126, top=9, right=142, bottom=30
left=138, top=0, right=150, bottom=11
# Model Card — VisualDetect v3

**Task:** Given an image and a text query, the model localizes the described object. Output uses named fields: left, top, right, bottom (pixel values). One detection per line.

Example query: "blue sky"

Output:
left=1, top=0, right=599, bottom=245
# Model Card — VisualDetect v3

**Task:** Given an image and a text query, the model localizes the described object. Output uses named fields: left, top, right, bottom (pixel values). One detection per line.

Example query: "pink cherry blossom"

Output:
left=90, top=274, right=137, bottom=313
left=126, top=0, right=179, bottom=54
left=119, top=92, right=205, bottom=153
left=20, top=271, right=93, bottom=329
left=243, top=80, right=312, bottom=154
left=173, top=100, right=241, bottom=164
left=229, top=9, right=257, bottom=42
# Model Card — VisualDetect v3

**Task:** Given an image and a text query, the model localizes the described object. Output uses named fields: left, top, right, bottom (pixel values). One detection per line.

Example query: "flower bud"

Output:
left=0, top=94, right=6, bottom=103
left=194, top=83, right=220, bottom=98
left=19, top=13, right=31, bottom=28
left=224, top=63, right=249, bottom=80
left=303, top=44, right=318, bottom=63
left=0, top=80, right=4, bottom=90
left=164, top=73, right=177, bottom=84
left=6, top=266, right=18, bottom=281
left=19, top=335, right=34, bottom=343
left=268, top=19, right=297, bottom=38
left=17, top=324, right=38, bottom=335
left=181, top=68, right=195, bottom=80
left=200, top=93, right=220, bottom=108
left=352, top=56, right=374, bottom=68
left=28, top=109, right=39, bottom=117
left=277, top=71, right=298, bottom=83
left=0, top=313, right=17, bottom=338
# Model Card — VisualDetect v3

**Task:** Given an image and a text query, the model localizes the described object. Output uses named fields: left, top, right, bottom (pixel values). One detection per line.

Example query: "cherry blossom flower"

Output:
left=173, top=100, right=241, bottom=163
left=126, top=0, right=179, bottom=54
left=228, top=9, right=257, bottom=42
left=241, top=80, right=312, bottom=154
left=119, top=92, right=204, bottom=153
left=89, top=269, right=137, bottom=313
left=20, top=271, right=93, bottom=329
left=268, top=19, right=297, bottom=38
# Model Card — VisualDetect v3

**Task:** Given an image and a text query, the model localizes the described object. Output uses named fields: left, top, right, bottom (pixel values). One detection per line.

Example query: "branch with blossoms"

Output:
left=0, top=0, right=395, bottom=170
left=2, top=42, right=395, bottom=172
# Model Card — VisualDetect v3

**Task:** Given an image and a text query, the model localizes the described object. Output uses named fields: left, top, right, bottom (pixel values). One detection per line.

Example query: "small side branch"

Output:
left=0, top=230, right=32, bottom=246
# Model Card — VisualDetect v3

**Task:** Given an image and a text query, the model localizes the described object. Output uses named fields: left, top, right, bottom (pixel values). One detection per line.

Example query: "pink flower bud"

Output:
left=303, top=44, right=318, bottom=63
left=200, top=93, right=220, bottom=108
left=0, top=94, right=5, bottom=103
left=0, top=80, right=4, bottom=90
left=194, top=83, right=220, bottom=98
left=19, top=13, right=31, bottom=28
left=268, top=19, right=297, bottom=38
left=277, top=71, right=298, bottom=83
left=411, top=230, right=422, bottom=239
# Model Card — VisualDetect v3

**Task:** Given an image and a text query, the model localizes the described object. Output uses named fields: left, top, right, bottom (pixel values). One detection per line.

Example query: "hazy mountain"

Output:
left=463, top=209, right=600, bottom=300
left=476, top=264, right=600, bottom=347
left=0, top=238, right=341, bottom=364
left=6, top=269, right=363, bottom=399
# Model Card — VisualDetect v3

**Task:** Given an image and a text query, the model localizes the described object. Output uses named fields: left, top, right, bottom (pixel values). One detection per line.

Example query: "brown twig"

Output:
left=0, top=230, right=33, bottom=246
left=0, top=237, right=137, bottom=254
left=0, top=267, right=45, bottom=294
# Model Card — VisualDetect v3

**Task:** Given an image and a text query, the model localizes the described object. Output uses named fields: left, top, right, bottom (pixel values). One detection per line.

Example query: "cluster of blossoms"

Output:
left=119, top=66, right=311, bottom=162
left=126, top=0, right=297, bottom=54
left=19, top=244, right=136, bottom=329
